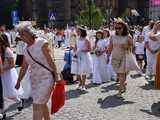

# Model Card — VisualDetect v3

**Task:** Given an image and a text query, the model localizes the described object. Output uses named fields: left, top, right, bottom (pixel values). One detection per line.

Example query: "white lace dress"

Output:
left=92, top=39, right=111, bottom=84
left=75, top=38, right=93, bottom=75
left=24, top=38, right=54, bottom=104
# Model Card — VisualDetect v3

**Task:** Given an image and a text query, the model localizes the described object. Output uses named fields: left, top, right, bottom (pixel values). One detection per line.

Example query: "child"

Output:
left=92, top=30, right=111, bottom=84
left=134, top=34, right=145, bottom=75
left=61, top=48, right=74, bottom=84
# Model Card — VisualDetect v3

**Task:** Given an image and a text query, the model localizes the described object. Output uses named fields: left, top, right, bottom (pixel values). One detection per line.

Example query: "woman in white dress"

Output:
left=73, top=27, right=92, bottom=90
left=92, top=30, right=111, bottom=84
left=0, top=34, right=24, bottom=111
left=103, top=29, right=117, bottom=81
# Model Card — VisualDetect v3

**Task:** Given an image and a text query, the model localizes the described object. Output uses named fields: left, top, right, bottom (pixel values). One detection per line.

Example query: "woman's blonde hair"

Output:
left=153, top=20, right=160, bottom=34
left=15, top=21, right=37, bottom=38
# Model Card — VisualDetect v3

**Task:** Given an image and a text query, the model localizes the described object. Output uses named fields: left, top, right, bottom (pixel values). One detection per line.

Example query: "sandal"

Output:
left=115, top=92, right=122, bottom=97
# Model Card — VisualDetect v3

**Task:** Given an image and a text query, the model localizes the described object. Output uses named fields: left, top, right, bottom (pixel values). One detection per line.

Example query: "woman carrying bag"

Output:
left=15, top=22, right=58, bottom=120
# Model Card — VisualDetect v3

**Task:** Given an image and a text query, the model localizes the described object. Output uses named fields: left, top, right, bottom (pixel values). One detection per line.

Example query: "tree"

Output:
left=76, top=4, right=104, bottom=29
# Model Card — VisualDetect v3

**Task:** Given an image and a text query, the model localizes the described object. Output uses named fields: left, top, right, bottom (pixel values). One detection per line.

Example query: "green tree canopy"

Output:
left=77, top=4, right=104, bottom=29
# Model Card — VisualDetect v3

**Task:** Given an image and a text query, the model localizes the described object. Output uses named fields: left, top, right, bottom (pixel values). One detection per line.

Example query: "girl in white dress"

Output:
left=0, top=34, right=24, bottom=111
left=92, top=30, right=111, bottom=84
left=103, top=29, right=117, bottom=81
left=74, top=27, right=92, bottom=90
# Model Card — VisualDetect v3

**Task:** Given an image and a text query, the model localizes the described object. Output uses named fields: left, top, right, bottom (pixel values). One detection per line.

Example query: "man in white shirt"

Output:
left=143, top=20, right=160, bottom=80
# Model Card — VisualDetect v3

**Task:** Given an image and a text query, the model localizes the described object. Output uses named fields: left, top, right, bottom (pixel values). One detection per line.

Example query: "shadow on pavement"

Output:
left=140, top=82, right=154, bottom=90
left=5, top=98, right=33, bottom=113
left=5, top=112, right=21, bottom=120
left=140, top=102, right=160, bottom=117
left=97, top=95, right=135, bottom=109
left=130, top=74, right=143, bottom=79
left=101, top=83, right=117, bottom=93
left=65, top=89, right=88, bottom=100
left=85, top=83, right=101, bottom=89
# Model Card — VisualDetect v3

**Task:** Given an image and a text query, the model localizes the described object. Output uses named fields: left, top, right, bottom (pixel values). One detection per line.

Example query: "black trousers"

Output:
left=0, top=76, right=4, bottom=109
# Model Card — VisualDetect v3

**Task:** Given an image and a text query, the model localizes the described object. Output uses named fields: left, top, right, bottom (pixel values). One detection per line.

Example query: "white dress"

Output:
left=92, top=39, right=111, bottom=84
left=21, top=67, right=32, bottom=99
left=75, top=38, right=93, bottom=75
left=1, top=48, right=23, bottom=99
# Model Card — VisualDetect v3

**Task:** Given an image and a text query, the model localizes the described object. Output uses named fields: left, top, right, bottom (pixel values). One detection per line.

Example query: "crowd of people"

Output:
left=0, top=19, right=159, bottom=120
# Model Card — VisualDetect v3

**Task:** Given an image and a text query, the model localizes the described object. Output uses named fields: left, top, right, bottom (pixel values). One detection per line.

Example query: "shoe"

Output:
left=76, top=85, right=81, bottom=90
left=115, top=93, right=122, bottom=98
left=0, top=113, right=3, bottom=119
left=17, top=99, right=24, bottom=111
left=121, top=87, right=126, bottom=93
left=0, top=112, right=6, bottom=120
left=81, top=86, right=87, bottom=91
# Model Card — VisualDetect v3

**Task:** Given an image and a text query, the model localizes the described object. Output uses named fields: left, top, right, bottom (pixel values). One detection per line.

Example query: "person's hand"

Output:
left=106, top=57, right=110, bottom=64
left=150, top=49, right=157, bottom=54
left=122, top=43, right=129, bottom=50
left=52, top=72, right=58, bottom=82
left=15, top=82, right=20, bottom=90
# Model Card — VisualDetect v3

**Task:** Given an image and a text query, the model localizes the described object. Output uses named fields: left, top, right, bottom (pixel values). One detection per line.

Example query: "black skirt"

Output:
left=15, top=55, right=24, bottom=66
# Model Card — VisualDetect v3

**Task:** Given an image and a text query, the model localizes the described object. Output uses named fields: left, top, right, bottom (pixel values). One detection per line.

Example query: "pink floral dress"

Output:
left=24, top=38, right=54, bottom=104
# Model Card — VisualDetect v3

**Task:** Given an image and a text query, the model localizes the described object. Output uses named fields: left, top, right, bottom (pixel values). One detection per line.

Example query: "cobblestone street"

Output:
left=4, top=48, right=160, bottom=120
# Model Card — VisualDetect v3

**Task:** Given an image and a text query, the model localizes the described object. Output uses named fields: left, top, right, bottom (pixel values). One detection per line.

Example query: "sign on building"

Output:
left=48, top=10, right=56, bottom=21
left=11, top=10, right=19, bottom=26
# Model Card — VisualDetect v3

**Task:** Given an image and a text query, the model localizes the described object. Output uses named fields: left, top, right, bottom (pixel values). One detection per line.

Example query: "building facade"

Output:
left=0, top=0, right=152, bottom=28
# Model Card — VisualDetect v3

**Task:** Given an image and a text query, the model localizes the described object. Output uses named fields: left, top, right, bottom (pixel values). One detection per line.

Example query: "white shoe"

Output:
left=76, top=85, right=81, bottom=90
left=0, top=113, right=3, bottom=119
left=81, top=86, right=87, bottom=91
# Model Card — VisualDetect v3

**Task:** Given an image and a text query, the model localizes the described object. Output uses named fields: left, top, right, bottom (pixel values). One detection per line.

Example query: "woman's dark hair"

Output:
left=79, top=28, right=87, bottom=38
left=104, top=30, right=110, bottom=38
left=115, top=21, right=129, bottom=36
left=0, top=34, right=10, bottom=63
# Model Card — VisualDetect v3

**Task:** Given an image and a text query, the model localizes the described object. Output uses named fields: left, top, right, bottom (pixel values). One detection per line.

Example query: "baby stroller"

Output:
left=61, top=48, right=74, bottom=84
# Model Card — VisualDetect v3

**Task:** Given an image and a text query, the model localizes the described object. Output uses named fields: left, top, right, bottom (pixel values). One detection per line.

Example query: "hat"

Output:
left=103, top=28, right=110, bottom=32
left=77, top=25, right=86, bottom=31
left=96, top=29, right=103, bottom=34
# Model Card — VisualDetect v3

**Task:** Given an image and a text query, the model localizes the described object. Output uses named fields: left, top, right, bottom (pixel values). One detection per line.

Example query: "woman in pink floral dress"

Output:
left=15, top=22, right=58, bottom=120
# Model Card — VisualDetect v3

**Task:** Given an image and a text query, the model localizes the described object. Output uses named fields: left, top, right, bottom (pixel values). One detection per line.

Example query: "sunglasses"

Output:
left=115, top=27, right=122, bottom=30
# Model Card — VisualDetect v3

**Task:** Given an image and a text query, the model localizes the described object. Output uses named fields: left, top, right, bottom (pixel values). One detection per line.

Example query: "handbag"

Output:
left=125, top=51, right=140, bottom=72
left=51, top=80, right=65, bottom=114
left=27, top=49, right=55, bottom=78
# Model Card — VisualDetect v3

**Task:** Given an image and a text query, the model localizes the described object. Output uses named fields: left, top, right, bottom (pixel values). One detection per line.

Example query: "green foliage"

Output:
left=76, top=4, right=104, bottom=29
left=121, top=8, right=130, bottom=19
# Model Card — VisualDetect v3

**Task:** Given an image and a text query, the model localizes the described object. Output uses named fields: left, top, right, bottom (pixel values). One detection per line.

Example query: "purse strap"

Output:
left=27, top=48, right=53, bottom=73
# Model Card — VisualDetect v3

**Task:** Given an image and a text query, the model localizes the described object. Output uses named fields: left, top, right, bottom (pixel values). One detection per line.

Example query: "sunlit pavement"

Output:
left=4, top=48, right=160, bottom=120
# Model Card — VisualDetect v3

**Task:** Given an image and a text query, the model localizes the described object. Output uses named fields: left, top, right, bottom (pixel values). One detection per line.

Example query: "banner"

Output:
left=151, top=0, right=160, bottom=6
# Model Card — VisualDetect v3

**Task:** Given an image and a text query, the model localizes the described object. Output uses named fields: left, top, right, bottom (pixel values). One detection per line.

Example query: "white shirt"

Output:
left=16, top=41, right=26, bottom=55
left=135, top=42, right=145, bottom=54
left=142, top=25, right=151, bottom=42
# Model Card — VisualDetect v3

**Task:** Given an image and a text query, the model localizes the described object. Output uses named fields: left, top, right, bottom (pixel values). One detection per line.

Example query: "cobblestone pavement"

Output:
left=4, top=48, right=160, bottom=120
